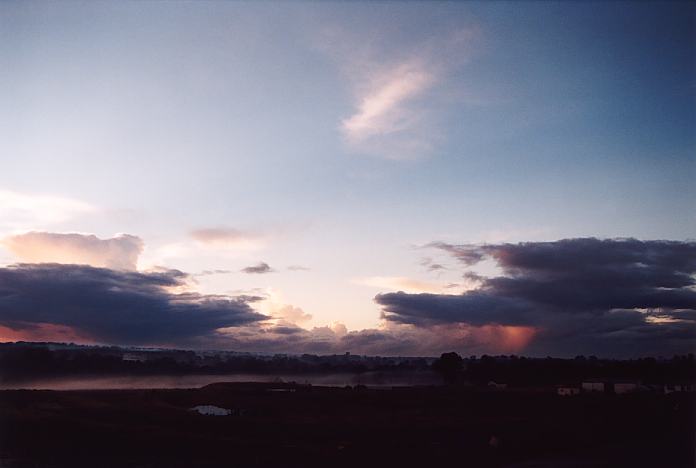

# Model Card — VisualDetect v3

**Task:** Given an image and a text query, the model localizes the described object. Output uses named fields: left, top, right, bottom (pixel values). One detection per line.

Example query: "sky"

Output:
left=0, top=1, right=694, bottom=357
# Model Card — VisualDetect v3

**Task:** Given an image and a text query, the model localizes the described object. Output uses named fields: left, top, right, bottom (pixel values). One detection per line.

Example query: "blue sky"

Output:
left=0, top=2, right=694, bottom=355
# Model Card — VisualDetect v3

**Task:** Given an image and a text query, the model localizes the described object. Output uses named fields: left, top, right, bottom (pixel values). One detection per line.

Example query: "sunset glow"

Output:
left=0, top=1, right=693, bottom=358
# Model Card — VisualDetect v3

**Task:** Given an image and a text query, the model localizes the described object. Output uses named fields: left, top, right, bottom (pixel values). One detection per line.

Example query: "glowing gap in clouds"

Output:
left=354, top=275, right=470, bottom=294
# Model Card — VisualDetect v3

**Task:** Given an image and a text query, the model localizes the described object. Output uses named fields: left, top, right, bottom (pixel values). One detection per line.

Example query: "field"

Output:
left=0, top=383, right=693, bottom=467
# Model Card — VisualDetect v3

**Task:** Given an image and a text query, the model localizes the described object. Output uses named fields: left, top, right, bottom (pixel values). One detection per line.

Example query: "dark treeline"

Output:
left=1, top=342, right=694, bottom=386
left=434, top=352, right=696, bottom=386
left=0, top=342, right=431, bottom=382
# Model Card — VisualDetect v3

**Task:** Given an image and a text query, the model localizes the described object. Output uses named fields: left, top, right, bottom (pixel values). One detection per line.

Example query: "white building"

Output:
left=614, top=382, right=640, bottom=394
left=190, top=405, right=232, bottom=416
left=664, top=383, right=696, bottom=394
left=557, top=386, right=581, bottom=396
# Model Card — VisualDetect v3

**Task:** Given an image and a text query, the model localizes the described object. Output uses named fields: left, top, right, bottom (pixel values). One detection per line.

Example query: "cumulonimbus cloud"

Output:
left=0, top=263, right=267, bottom=346
left=376, top=238, right=696, bottom=357
left=2, top=232, right=144, bottom=270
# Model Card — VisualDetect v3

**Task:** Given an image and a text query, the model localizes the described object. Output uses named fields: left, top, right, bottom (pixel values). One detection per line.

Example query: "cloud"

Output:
left=142, top=227, right=269, bottom=269
left=341, top=60, right=435, bottom=157
left=250, top=288, right=314, bottom=328
left=287, top=265, right=310, bottom=271
left=427, top=241, right=486, bottom=266
left=420, top=257, right=447, bottom=272
left=0, top=264, right=267, bottom=346
left=190, top=227, right=265, bottom=250
left=273, top=304, right=313, bottom=325
left=240, top=262, right=274, bottom=274
left=0, top=322, right=94, bottom=344
left=4, top=237, right=690, bottom=357
left=323, top=27, right=478, bottom=160
left=0, top=261, right=554, bottom=356
left=212, top=321, right=534, bottom=356
left=195, top=269, right=232, bottom=277
left=2, top=232, right=143, bottom=270
left=376, top=238, right=696, bottom=357
left=0, top=190, right=95, bottom=229
left=377, top=291, right=538, bottom=326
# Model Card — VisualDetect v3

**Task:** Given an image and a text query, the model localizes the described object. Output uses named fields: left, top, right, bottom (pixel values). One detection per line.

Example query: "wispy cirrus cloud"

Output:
left=320, top=26, right=479, bottom=160
left=419, top=257, right=447, bottom=273
left=195, top=269, right=233, bottom=277
left=340, top=60, right=435, bottom=157
left=139, top=227, right=269, bottom=269
left=190, top=227, right=266, bottom=250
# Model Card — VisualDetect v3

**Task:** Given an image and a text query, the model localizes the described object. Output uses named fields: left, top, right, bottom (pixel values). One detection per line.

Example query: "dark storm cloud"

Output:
left=377, top=238, right=696, bottom=356
left=240, top=262, right=274, bottom=274
left=0, top=263, right=267, bottom=345
left=378, top=291, right=537, bottom=327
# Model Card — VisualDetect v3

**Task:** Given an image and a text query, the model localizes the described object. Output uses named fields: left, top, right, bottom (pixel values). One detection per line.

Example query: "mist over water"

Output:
left=0, top=371, right=442, bottom=390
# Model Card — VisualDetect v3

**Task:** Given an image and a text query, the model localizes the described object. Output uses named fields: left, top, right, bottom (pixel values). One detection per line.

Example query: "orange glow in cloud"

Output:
left=2, top=232, right=143, bottom=270
left=478, top=325, right=537, bottom=353
left=0, top=323, right=94, bottom=344
left=431, top=323, right=538, bottom=354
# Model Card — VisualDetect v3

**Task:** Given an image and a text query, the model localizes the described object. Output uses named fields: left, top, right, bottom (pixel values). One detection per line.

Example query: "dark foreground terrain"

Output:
left=0, top=383, right=693, bottom=468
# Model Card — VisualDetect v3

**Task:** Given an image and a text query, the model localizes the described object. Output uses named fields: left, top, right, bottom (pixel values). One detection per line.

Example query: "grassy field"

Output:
left=1, top=383, right=693, bottom=467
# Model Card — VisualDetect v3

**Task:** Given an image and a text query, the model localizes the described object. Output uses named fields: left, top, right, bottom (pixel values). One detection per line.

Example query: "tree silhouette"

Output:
left=432, top=352, right=463, bottom=384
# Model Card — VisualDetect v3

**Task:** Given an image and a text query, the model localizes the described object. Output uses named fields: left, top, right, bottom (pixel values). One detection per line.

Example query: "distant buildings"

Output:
left=556, top=386, right=580, bottom=396
left=190, top=405, right=232, bottom=416
left=122, top=353, right=147, bottom=362
left=558, top=380, right=649, bottom=395
left=664, top=383, right=696, bottom=394
left=581, top=381, right=605, bottom=393
left=487, top=381, right=507, bottom=390
left=614, top=382, right=640, bottom=394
